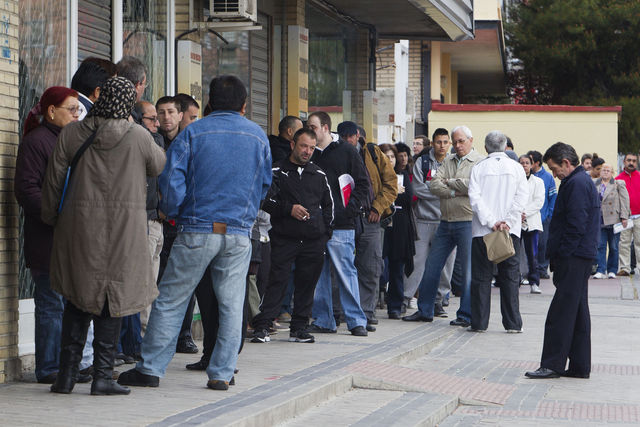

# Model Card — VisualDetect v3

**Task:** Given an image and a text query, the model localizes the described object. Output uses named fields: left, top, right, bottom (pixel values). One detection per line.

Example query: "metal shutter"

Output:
left=249, top=13, right=270, bottom=133
left=78, top=0, right=112, bottom=61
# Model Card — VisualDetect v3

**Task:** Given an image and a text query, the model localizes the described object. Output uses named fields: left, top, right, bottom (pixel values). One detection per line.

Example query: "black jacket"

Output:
left=268, top=134, right=292, bottom=164
left=547, top=165, right=600, bottom=261
left=263, top=157, right=333, bottom=240
left=311, top=139, right=371, bottom=229
left=132, top=108, right=165, bottom=219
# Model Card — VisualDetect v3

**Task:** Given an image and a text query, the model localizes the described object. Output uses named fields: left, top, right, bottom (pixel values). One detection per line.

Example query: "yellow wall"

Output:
left=474, top=0, right=501, bottom=21
left=429, top=110, right=620, bottom=173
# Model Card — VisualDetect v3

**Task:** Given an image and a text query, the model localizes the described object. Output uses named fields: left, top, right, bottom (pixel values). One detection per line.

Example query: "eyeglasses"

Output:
left=57, top=105, right=84, bottom=115
left=142, top=116, right=159, bottom=122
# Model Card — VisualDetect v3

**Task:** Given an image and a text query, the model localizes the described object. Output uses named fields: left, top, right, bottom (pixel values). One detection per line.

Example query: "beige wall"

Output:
left=0, top=0, right=20, bottom=383
left=474, top=0, right=501, bottom=21
left=429, top=109, right=620, bottom=173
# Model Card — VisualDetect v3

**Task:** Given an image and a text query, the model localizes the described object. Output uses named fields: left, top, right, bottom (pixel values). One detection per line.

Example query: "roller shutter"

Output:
left=249, top=13, right=270, bottom=133
left=78, top=0, right=112, bottom=61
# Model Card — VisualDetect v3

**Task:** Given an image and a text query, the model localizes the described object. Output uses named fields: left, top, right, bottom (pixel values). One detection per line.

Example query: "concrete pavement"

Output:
left=1, top=274, right=639, bottom=426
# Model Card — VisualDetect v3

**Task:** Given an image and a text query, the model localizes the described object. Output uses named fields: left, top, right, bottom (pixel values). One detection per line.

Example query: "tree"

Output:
left=506, top=0, right=640, bottom=152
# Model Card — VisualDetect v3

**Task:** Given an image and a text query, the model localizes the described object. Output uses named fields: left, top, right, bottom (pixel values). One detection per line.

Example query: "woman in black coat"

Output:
left=379, top=144, right=416, bottom=319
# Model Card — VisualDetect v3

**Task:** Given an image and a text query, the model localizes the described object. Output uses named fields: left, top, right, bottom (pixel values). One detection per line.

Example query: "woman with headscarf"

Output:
left=41, top=77, right=166, bottom=395
left=14, top=86, right=83, bottom=385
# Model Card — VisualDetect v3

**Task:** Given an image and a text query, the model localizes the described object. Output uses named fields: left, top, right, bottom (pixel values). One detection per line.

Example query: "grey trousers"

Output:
left=403, top=221, right=455, bottom=304
left=470, top=235, right=522, bottom=331
left=355, top=219, right=384, bottom=321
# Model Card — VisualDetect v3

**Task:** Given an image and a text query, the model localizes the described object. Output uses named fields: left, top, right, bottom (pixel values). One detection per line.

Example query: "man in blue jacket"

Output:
left=526, top=142, right=599, bottom=379
left=118, top=75, right=272, bottom=391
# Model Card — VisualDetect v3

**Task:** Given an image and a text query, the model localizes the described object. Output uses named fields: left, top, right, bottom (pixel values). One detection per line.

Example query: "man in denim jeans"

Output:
left=403, top=125, right=483, bottom=326
left=307, top=112, right=371, bottom=337
left=118, top=75, right=272, bottom=391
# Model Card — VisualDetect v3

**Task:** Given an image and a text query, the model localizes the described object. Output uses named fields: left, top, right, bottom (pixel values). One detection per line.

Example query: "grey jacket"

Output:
left=594, top=177, right=630, bottom=226
left=412, top=148, right=445, bottom=223
left=430, top=149, right=484, bottom=222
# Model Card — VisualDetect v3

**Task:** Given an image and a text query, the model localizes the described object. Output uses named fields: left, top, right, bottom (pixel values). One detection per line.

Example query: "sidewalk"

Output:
left=1, top=274, right=639, bottom=426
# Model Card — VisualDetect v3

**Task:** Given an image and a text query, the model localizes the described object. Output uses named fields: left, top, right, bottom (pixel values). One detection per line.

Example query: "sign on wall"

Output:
left=287, top=25, right=308, bottom=120
left=177, top=40, right=203, bottom=112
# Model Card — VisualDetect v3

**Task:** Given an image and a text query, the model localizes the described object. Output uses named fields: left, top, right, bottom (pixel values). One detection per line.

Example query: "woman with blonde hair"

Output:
left=593, top=163, right=630, bottom=279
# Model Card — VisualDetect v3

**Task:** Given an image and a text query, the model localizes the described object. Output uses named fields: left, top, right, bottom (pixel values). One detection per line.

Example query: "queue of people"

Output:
left=16, top=56, right=622, bottom=395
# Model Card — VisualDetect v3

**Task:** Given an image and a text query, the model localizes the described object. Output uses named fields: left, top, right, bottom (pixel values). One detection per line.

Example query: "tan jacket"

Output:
left=41, top=116, right=166, bottom=316
left=595, top=177, right=630, bottom=226
left=362, top=143, right=398, bottom=218
left=430, top=149, right=484, bottom=222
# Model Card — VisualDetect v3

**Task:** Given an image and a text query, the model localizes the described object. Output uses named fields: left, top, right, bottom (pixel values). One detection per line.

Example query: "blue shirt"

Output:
left=534, top=166, right=557, bottom=222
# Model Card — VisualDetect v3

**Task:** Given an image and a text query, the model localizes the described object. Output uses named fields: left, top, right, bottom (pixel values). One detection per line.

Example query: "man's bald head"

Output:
left=135, top=101, right=159, bottom=133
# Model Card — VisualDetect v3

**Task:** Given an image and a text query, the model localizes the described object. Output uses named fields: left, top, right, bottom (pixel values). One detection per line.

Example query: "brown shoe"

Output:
left=207, top=379, right=229, bottom=390
left=617, top=270, right=630, bottom=276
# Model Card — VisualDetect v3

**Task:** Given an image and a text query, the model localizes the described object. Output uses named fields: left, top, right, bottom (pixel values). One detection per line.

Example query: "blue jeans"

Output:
left=596, top=227, right=620, bottom=274
left=32, top=273, right=64, bottom=381
left=537, top=218, right=551, bottom=274
left=416, top=221, right=472, bottom=322
left=137, top=232, right=251, bottom=382
left=118, top=313, right=142, bottom=356
left=312, top=229, right=367, bottom=331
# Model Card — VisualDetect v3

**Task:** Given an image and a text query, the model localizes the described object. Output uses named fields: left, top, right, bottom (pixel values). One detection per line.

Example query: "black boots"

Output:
left=51, top=305, right=90, bottom=394
left=91, top=316, right=130, bottom=395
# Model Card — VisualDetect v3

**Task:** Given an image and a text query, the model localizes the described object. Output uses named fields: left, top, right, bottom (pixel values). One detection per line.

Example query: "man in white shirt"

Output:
left=468, top=131, right=529, bottom=332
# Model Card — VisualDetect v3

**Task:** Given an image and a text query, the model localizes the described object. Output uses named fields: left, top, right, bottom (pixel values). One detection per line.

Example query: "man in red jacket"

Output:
left=615, top=153, right=640, bottom=276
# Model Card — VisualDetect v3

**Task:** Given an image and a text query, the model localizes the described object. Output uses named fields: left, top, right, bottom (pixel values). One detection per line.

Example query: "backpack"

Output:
left=419, top=147, right=435, bottom=182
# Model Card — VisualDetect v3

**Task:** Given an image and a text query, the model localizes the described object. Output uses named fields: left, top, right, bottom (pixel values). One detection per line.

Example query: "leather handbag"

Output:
left=483, top=229, right=515, bottom=264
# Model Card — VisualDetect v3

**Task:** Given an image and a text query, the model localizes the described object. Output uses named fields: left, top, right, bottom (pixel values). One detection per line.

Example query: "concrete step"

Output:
left=280, top=388, right=457, bottom=427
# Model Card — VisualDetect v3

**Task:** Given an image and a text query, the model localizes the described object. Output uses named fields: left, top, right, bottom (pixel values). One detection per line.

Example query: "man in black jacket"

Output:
left=526, top=142, right=600, bottom=379
left=268, top=115, right=303, bottom=163
left=250, top=128, right=334, bottom=343
left=307, top=112, right=370, bottom=337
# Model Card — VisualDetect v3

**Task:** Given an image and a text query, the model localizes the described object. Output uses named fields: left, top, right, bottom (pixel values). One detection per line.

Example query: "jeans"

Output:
left=522, top=230, right=540, bottom=285
left=137, top=232, right=251, bottom=382
left=618, top=217, right=640, bottom=273
left=537, top=218, right=551, bottom=274
left=32, top=273, right=64, bottom=381
left=312, top=229, right=367, bottom=331
left=596, top=227, right=620, bottom=274
left=416, top=221, right=472, bottom=322
left=118, top=313, right=142, bottom=356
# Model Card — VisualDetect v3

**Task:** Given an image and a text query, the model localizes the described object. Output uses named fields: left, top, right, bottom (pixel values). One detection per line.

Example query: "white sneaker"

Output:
left=506, top=328, right=524, bottom=333
left=408, top=297, right=418, bottom=309
left=608, top=272, right=616, bottom=279
left=592, top=272, right=606, bottom=279
left=520, top=278, right=530, bottom=286
left=530, top=284, right=542, bottom=294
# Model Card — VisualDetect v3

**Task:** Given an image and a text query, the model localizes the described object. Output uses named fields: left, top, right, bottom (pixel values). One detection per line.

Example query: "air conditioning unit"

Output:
left=210, top=0, right=257, bottom=22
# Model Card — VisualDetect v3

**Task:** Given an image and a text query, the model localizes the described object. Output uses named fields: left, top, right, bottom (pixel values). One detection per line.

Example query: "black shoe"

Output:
left=207, top=379, right=229, bottom=390
left=176, top=337, right=199, bottom=354
left=388, top=311, right=401, bottom=320
left=434, top=304, right=448, bottom=318
left=307, top=324, right=337, bottom=334
left=38, top=373, right=58, bottom=384
left=77, top=372, right=93, bottom=383
left=350, top=326, right=368, bottom=336
left=250, top=329, right=271, bottom=343
left=539, top=272, right=550, bottom=279
left=442, top=298, right=449, bottom=307
left=334, top=315, right=341, bottom=327
left=449, top=318, right=470, bottom=327
left=117, top=368, right=160, bottom=387
left=402, top=312, right=433, bottom=322
left=368, top=318, right=379, bottom=325
left=115, top=353, right=136, bottom=364
left=186, top=359, right=209, bottom=371
left=91, top=378, right=131, bottom=395
left=563, top=370, right=590, bottom=379
left=525, top=367, right=561, bottom=379
left=289, top=329, right=315, bottom=343
left=366, top=324, right=376, bottom=332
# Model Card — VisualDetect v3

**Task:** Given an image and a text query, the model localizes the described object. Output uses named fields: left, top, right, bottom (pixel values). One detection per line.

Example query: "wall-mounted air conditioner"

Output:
left=210, top=0, right=257, bottom=23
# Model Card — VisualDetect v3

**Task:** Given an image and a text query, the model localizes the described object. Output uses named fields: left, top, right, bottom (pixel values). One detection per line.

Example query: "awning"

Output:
left=318, top=0, right=474, bottom=41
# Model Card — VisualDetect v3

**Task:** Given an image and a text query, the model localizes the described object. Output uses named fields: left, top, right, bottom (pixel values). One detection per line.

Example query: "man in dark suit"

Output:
left=525, top=142, right=600, bottom=379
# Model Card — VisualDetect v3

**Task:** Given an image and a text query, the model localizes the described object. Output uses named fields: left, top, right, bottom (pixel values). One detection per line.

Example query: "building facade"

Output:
left=0, top=0, right=474, bottom=382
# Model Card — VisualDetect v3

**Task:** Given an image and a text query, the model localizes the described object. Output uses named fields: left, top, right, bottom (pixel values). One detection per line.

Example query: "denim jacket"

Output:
left=158, top=111, right=272, bottom=236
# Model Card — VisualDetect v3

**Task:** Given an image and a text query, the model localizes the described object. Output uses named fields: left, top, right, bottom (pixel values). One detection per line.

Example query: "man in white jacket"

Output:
left=519, top=154, right=546, bottom=294
left=468, top=131, right=529, bottom=332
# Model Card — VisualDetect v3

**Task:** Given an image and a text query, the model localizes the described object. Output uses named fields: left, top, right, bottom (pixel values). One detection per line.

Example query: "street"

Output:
left=1, top=274, right=639, bottom=426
